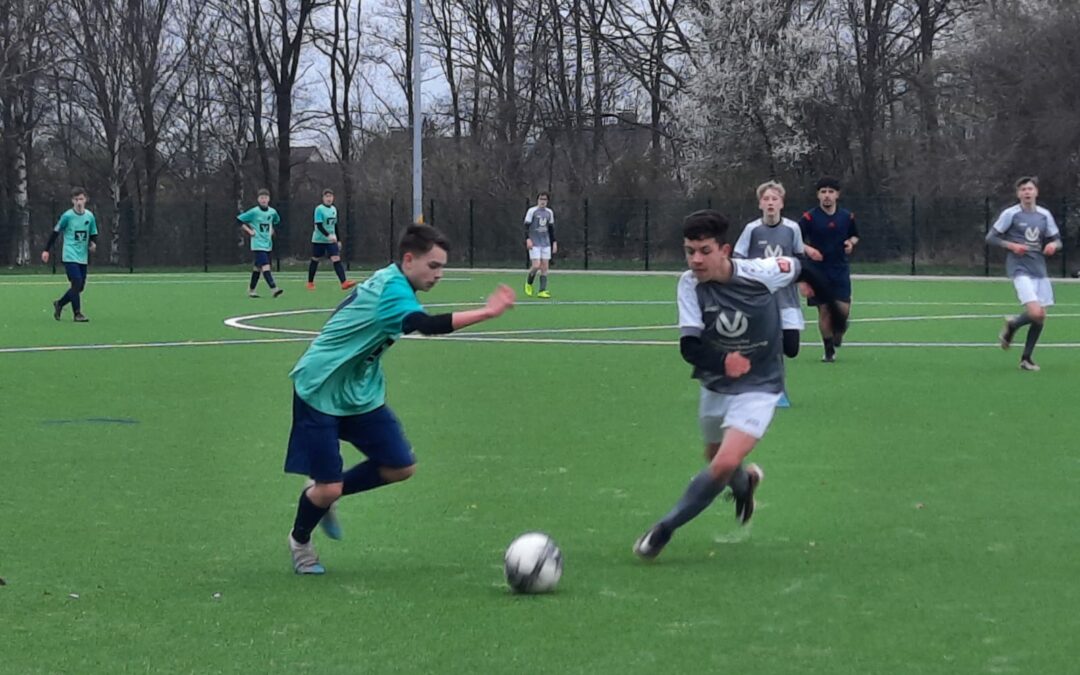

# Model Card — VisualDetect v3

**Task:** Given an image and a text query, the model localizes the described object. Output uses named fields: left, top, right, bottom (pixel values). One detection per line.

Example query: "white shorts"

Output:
left=1013, top=275, right=1054, bottom=307
left=780, top=306, right=805, bottom=331
left=698, top=388, right=782, bottom=442
left=529, top=246, right=552, bottom=261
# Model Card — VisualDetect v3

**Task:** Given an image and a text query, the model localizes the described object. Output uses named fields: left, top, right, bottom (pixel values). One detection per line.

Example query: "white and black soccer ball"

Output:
left=504, top=532, right=563, bottom=594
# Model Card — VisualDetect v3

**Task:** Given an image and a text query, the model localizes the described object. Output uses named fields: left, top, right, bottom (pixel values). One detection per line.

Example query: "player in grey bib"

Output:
left=633, top=209, right=847, bottom=560
left=985, top=177, right=1062, bottom=371
left=523, top=192, right=558, bottom=298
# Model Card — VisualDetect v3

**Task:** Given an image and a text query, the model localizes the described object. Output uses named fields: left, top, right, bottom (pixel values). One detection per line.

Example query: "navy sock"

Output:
left=333, top=261, right=346, bottom=283
left=249, top=271, right=260, bottom=290
left=71, top=292, right=82, bottom=313
left=58, top=289, right=73, bottom=308
left=540, top=275, right=548, bottom=291
left=262, top=270, right=276, bottom=289
left=308, top=260, right=319, bottom=283
left=341, top=461, right=388, bottom=496
left=1022, top=322, right=1044, bottom=360
left=291, top=490, right=330, bottom=545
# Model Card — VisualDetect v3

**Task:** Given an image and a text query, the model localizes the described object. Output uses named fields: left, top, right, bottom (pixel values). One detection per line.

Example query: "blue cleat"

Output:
left=777, top=391, right=791, bottom=408
left=320, top=503, right=343, bottom=540
left=288, top=535, right=326, bottom=575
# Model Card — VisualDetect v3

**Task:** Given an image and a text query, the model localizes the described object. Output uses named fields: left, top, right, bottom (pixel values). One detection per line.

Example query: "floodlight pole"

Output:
left=411, top=0, right=423, bottom=224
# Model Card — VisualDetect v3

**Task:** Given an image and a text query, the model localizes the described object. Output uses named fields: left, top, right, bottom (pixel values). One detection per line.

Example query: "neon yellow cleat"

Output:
left=524, top=282, right=533, bottom=297
left=537, top=290, right=551, bottom=299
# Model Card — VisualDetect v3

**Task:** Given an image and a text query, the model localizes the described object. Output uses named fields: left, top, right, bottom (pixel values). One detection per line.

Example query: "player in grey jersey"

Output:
left=633, top=210, right=846, bottom=560
left=523, top=192, right=557, bottom=298
left=733, top=181, right=806, bottom=407
left=985, top=177, right=1062, bottom=371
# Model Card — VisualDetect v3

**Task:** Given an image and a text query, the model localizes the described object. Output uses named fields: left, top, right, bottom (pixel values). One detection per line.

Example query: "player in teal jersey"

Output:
left=306, top=188, right=357, bottom=291
left=283, top=224, right=516, bottom=574
left=41, top=187, right=98, bottom=322
left=237, top=188, right=283, bottom=298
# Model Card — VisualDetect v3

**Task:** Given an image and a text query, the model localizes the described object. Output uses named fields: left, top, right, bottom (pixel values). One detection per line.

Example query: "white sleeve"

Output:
left=787, top=219, right=806, bottom=254
left=524, top=206, right=536, bottom=225
left=676, top=271, right=704, bottom=334
left=992, top=207, right=1016, bottom=234
left=732, top=223, right=753, bottom=259
left=734, top=257, right=801, bottom=293
left=1041, top=208, right=1061, bottom=238
left=548, top=208, right=555, bottom=223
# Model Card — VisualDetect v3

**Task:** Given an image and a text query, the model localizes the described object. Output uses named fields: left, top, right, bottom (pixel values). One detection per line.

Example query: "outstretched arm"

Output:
left=403, top=284, right=516, bottom=335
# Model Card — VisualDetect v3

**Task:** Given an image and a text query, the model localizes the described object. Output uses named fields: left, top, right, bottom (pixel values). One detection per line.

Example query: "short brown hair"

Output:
left=322, top=188, right=334, bottom=196
left=71, top=187, right=87, bottom=198
left=682, top=210, right=730, bottom=242
left=399, top=224, right=451, bottom=260
left=257, top=188, right=271, bottom=197
left=1015, top=176, right=1038, bottom=189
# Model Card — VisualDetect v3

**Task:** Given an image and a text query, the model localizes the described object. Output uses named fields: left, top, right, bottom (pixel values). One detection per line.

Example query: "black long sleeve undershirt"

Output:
left=316, top=223, right=330, bottom=237
left=44, top=231, right=60, bottom=251
left=402, top=311, right=455, bottom=335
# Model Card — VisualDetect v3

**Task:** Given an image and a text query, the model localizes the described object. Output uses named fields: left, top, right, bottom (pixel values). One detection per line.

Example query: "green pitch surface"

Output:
left=2, top=270, right=1079, bottom=674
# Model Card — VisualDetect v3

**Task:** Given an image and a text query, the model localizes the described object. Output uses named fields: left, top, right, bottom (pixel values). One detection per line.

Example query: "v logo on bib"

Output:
left=1024, top=227, right=1041, bottom=243
left=763, top=244, right=784, bottom=258
left=715, top=310, right=749, bottom=338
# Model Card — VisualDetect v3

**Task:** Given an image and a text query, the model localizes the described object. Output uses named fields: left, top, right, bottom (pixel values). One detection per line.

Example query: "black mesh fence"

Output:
left=2, top=194, right=1075, bottom=276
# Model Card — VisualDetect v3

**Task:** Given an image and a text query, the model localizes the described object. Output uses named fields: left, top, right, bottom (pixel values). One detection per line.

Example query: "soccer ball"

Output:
left=504, top=532, right=563, bottom=594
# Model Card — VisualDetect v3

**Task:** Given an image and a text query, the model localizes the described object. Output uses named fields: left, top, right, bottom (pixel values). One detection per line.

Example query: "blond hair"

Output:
left=756, top=181, right=785, bottom=200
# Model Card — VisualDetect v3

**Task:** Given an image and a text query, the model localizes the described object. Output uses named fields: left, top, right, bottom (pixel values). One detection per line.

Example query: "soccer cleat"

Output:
left=776, top=392, right=791, bottom=408
left=288, top=535, right=326, bottom=575
left=248, top=290, right=259, bottom=298
left=537, top=290, right=552, bottom=299
left=273, top=288, right=284, bottom=298
left=524, top=281, right=534, bottom=297
left=340, top=280, right=357, bottom=290
left=1019, top=359, right=1040, bottom=372
left=633, top=523, right=672, bottom=560
left=821, top=353, right=836, bottom=363
left=73, top=313, right=89, bottom=323
left=833, top=332, right=844, bottom=348
left=52, top=300, right=62, bottom=321
left=733, top=463, right=764, bottom=526
left=999, top=317, right=1015, bottom=350
left=306, top=282, right=316, bottom=291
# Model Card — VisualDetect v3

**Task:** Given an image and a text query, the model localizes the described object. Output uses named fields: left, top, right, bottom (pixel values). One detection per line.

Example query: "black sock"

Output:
left=58, top=289, right=73, bottom=308
left=308, top=260, right=319, bottom=283
left=333, top=261, right=346, bottom=283
left=290, top=490, right=330, bottom=545
left=341, top=461, right=389, bottom=496
left=71, top=292, right=82, bottom=314
left=783, top=329, right=800, bottom=358
left=823, top=337, right=835, bottom=357
left=249, top=271, right=260, bottom=290
left=527, top=270, right=537, bottom=284
left=1009, top=313, right=1034, bottom=332
left=1022, top=322, right=1044, bottom=361
left=540, top=275, right=548, bottom=291
left=262, top=270, right=276, bottom=289
left=659, top=467, right=727, bottom=532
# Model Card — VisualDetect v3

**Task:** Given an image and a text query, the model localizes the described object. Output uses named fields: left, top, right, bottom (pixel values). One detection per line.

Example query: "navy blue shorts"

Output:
left=285, top=392, right=415, bottom=483
left=312, top=243, right=340, bottom=259
left=808, top=265, right=852, bottom=306
left=64, top=262, right=88, bottom=286
left=253, top=251, right=271, bottom=267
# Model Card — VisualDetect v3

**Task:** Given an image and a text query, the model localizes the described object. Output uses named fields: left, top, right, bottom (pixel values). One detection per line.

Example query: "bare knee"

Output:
left=1031, top=307, right=1046, bottom=323
left=380, top=464, right=416, bottom=483
left=708, top=453, right=742, bottom=480
left=307, top=482, right=343, bottom=506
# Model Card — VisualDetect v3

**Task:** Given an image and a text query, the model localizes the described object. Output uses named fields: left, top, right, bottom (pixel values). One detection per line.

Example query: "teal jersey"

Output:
left=290, top=263, right=424, bottom=416
left=55, top=209, right=98, bottom=264
left=313, top=204, right=338, bottom=244
left=238, top=206, right=280, bottom=251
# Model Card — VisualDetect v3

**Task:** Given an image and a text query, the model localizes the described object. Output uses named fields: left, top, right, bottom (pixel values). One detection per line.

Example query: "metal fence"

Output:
left=3, top=195, right=1075, bottom=276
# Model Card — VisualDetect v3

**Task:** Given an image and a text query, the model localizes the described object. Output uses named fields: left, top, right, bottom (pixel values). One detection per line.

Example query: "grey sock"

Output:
left=540, top=274, right=548, bottom=291
left=660, top=467, right=727, bottom=531
left=1022, top=322, right=1044, bottom=360
left=527, top=270, right=537, bottom=284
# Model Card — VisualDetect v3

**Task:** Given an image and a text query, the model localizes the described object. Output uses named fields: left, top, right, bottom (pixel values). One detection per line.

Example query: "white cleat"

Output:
left=288, top=535, right=326, bottom=575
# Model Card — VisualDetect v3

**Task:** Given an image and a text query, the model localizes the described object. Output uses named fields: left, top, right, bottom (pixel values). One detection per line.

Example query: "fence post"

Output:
left=644, top=198, right=651, bottom=271
left=984, top=196, right=990, bottom=277
left=468, top=198, right=475, bottom=268
left=910, top=196, right=917, bottom=276
left=203, top=200, right=210, bottom=273
left=50, top=200, right=57, bottom=274
left=583, top=198, right=590, bottom=270
left=428, top=198, right=434, bottom=226
left=389, top=198, right=395, bottom=262
left=1061, top=197, right=1068, bottom=278
left=524, top=198, right=531, bottom=270
left=127, top=200, right=135, bottom=273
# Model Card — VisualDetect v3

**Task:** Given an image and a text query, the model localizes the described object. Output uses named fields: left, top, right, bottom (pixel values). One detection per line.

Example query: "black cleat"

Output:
left=272, top=288, right=284, bottom=298
left=733, top=464, right=765, bottom=525
left=833, top=332, right=844, bottom=348
left=633, top=523, right=672, bottom=560
left=821, top=353, right=836, bottom=363
left=52, top=301, right=62, bottom=321
left=1019, top=358, right=1040, bottom=372
left=73, top=313, right=89, bottom=323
